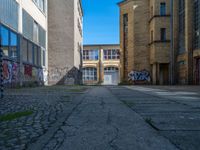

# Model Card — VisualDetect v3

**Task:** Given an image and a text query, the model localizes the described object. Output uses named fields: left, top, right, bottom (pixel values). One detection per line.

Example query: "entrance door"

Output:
left=159, top=64, right=169, bottom=85
left=104, top=74, right=112, bottom=85
left=103, top=67, right=119, bottom=85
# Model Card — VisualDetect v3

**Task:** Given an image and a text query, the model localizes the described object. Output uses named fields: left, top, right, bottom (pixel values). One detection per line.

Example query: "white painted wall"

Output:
left=74, top=0, right=83, bottom=68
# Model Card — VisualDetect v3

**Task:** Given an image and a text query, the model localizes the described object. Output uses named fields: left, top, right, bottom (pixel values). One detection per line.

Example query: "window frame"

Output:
left=160, top=2, right=166, bottom=16
left=0, top=24, right=19, bottom=59
left=160, top=28, right=166, bottom=41
left=83, top=50, right=99, bottom=61
left=82, top=67, right=97, bottom=81
left=103, top=49, right=120, bottom=60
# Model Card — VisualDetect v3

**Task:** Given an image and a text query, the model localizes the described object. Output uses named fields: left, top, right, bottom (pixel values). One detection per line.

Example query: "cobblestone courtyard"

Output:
left=0, top=85, right=200, bottom=150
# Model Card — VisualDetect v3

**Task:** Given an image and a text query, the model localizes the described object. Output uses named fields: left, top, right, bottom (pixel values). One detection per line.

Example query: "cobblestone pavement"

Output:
left=1, top=85, right=200, bottom=150
left=0, top=86, right=89, bottom=150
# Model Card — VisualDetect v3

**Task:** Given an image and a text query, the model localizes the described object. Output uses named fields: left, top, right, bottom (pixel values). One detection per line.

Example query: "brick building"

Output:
left=83, top=45, right=120, bottom=85
left=48, top=0, right=83, bottom=85
left=119, top=0, right=170, bottom=85
left=0, top=0, right=47, bottom=87
left=173, top=0, right=200, bottom=85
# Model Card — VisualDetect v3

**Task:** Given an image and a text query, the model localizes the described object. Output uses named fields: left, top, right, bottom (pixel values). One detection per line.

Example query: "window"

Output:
left=28, top=42, right=33, bottom=63
left=194, top=0, right=200, bottom=49
left=38, top=47, right=41, bottom=66
left=10, top=31, right=17, bottom=59
left=160, top=3, right=166, bottom=16
left=0, top=26, right=9, bottom=56
left=33, top=21, right=39, bottom=43
left=39, top=26, right=46, bottom=48
left=23, top=10, right=34, bottom=41
left=160, top=28, right=166, bottom=41
left=39, top=0, right=45, bottom=12
left=0, top=0, right=19, bottom=30
left=82, top=68, right=97, bottom=81
left=0, top=25, right=18, bottom=58
left=103, top=49, right=120, bottom=60
left=83, top=50, right=99, bottom=60
left=178, top=0, right=185, bottom=53
left=33, top=45, right=38, bottom=65
left=41, top=48, right=46, bottom=66
left=33, top=0, right=46, bottom=13
left=22, top=38, right=28, bottom=62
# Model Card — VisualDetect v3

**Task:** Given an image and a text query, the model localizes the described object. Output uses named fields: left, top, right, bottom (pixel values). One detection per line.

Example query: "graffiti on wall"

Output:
left=2, top=60, right=45, bottom=85
left=128, top=70, right=151, bottom=83
left=24, top=65, right=32, bottom=77
left=3, top=61, right=19, bottom=84
left=23, top=64, right=44, bottom=83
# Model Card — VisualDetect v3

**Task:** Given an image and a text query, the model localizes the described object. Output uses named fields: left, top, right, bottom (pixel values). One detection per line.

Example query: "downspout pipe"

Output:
left=170, top=0, right=174, bottom=85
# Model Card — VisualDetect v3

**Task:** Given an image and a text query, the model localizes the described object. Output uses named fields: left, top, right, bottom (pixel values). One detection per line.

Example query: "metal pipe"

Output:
left=170, top=0, right=174, bottom=85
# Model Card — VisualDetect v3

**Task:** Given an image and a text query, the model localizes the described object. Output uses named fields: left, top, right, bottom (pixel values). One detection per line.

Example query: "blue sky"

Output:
left=82, top=0, right=121, bottom=45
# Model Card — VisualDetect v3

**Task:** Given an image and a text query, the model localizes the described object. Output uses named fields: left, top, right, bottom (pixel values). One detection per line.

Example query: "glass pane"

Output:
left=38, top=47, right=41, bottom=66
left=33, top=22, right=39, bottom=43
left=42, top=49, right=45, bottom=66
left=2, top=47, right=9, bottom=56
left=28, top=42, right=33, bottom=63
left=10, top=47, right=17, bottom=59
left=34, top=45, right=38, bottom=65
left=10, top=32, right=17, bottom=46
left=10, top=32, right=18, bottom=59
left=1, top=26, right=9, bottom=46
left=22, top=39, right=28, bottom=61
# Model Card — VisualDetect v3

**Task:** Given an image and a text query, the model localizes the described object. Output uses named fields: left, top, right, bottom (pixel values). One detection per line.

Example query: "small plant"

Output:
left=145, top=117, right=159, bottom=131
left=145, top=118, right=153, bottom=124
left=0, top=110, right=33, bottom=122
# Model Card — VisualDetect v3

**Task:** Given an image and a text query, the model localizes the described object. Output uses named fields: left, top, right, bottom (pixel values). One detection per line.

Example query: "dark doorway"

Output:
left=159, top=64, right=169, bottom=85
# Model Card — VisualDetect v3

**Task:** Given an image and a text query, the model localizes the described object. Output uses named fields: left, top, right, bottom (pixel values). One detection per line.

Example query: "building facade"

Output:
left=119, top=0, right=171, bottom=85
left=0, top=0, right=48, bottom=87
left=48, top=0, right=83, bottom=85
left=173, top=0, right=200, bottom=85
left=83, top=45, right=120, bottom=85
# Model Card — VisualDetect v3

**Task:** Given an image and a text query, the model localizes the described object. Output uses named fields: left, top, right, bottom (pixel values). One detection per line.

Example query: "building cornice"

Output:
left=83, top=44, right=120, bottom=47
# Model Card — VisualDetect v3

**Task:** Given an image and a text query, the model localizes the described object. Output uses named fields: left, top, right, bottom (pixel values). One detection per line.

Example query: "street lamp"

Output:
left=0, top=37, right=4, bottom=98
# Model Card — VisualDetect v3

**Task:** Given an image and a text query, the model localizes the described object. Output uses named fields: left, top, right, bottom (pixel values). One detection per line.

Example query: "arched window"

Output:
left=83, top=67, right=97, bottom=81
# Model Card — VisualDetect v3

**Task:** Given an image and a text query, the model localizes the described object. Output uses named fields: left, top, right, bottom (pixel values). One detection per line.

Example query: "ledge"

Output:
left=149, top=15, right=171, bottom=23
left=149, top=40, right=171, bottom=46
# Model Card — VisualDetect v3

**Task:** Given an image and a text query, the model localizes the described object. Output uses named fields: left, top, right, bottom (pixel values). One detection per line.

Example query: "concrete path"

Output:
left=110, top=86, right=200, bottom=150
left=51, top=87, right=177, bottom=150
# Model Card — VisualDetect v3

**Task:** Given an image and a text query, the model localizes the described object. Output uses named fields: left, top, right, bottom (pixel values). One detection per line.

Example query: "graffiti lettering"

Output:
left=3, top=61, right=19, bottom=84
left=128, top=70, right=151, bottom=82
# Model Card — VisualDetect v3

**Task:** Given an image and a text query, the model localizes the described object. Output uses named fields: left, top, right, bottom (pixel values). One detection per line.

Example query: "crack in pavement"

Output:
left=27, top=95, right=87, bottom=150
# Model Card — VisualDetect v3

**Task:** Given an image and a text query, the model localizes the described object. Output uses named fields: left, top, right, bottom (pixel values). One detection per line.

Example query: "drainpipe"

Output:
left=170, top=0, right=174, bottom=85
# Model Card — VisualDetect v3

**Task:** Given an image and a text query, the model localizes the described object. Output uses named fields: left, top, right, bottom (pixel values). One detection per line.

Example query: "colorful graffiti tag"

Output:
left=128, top=70, right=151, bottom=83
left=2, top=60, right=45, bottom=85
left=3, top=61, right=19, bottom=84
